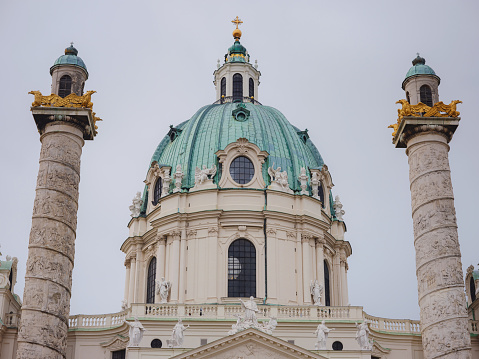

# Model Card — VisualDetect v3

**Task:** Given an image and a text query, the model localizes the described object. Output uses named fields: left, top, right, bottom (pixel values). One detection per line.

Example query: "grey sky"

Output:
left=1, top=1, right=478, bottom=320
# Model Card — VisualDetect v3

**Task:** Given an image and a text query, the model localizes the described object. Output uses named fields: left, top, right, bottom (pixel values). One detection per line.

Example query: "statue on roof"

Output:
left=156, top=277, right=171, bottom=303
left=310, top=279, right=323, bottom=306
left=195, top=164, right=217, bottom=186
left=314, top=321, right=334, bottom=350
left=125, top=317, right=145, bottom=347
left=129, top=192, right=143, bottom=218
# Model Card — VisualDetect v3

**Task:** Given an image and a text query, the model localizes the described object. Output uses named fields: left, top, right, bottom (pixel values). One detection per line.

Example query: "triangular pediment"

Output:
left=171, top=328, right=327, bottom=359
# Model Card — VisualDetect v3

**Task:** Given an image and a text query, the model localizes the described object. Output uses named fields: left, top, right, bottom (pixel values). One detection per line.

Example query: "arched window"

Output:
left=249, top=78, right=254, bottom=98
left=230, top=156, right=254, bottom=184
left=420, top=85, right=433, bottom=106
left=471, top=277, right=477, bottom=302
left=228, top=239, right=256, bottom=297
left=406, top=91, right=410, bottom=104
left=324, top=260, right=331, bottom=306
left=58, top=75, right=72, bottom=98
left=233, top=73, right=243, bottom=102
left=146, top=257, right=157, bottom=304
left=318, top=182, right=325, bottom=208
left=221, top=77, right=226, bottom=98
left=152, top=178, right=162, bottom=205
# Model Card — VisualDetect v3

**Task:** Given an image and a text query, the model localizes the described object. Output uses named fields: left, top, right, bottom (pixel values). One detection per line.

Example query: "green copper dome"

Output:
left=402, top=55, right=439, bottom=89
left=147, top=102, right=324, bottom=194
left=50, top=44, right=88, bottom=76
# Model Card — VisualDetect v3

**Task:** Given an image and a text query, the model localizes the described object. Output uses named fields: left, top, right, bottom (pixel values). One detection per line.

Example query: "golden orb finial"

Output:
left=231, top=16, right=243, bottom=40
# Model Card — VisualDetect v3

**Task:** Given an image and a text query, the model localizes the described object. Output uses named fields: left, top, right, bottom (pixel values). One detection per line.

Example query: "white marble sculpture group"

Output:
left=333, top=195, right=345, bottom=221
left=156, top=277, right=172, bottom=304
left=227, top=296, right=277, bottom=336
left=268, top=165, right=292, bottom=193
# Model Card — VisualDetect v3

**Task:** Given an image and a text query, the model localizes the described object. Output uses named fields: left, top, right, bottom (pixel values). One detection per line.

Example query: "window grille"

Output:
left=318, top=182, right=325, bottom=208
left=332, top=341, right=343, bottom=351
left=146, top=257, right=156, bottom=304
left=112, top=350, right=126, bottom=359
left=151, top=339, right=162, bottom=348
left=230, top=156, right=254, bottom=184
left=406, top=91, right=410, bottom=104
left=59, top=75, right=72, bottom=98
left=420, top=85, right=433, bottom=106
left=324, top=260, right=330, bottom=306
left=228, top=239, right=256, bottom=297
left=249, top=78, right=254, bottom=98
left=233, top=73, right=243, bottom=101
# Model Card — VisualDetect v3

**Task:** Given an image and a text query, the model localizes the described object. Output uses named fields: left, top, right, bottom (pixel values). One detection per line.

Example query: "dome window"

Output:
left=471, top=277, right=476, bottom=302
left=58, top=75, right=72, bottom=98
left=420, top=85, right=433, bottom=106
left=233, top=73, right=243, bottom=101
left=249, top=78, right=254, bottom=98
left=228, top=239, right=256, bottom=297
left=230, top=156, right=254, bottom=184
left=221, top=77, right=226, bottom=98
left=146, top=257, right=157, bottom=304
left=152, top=178, right=162, bottom=205
left=232, top=103, right=250, bottom=122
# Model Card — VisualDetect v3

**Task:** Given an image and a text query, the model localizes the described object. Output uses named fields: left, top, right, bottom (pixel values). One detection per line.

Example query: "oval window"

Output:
left=230, top=156, right=254, bottom=184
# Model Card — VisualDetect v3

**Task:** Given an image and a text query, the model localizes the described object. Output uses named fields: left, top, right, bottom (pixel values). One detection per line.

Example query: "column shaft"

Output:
left=406, top=132, right=471, bottom=359
left=128, top=257, right=136, bottom=304
left=124, top=263, right=130, bottom=303
left=17, top=122, right=84, bottom=359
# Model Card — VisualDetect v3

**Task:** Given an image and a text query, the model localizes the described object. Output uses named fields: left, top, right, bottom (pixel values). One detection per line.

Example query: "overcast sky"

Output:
left=1, top=1, right=478, bottom=321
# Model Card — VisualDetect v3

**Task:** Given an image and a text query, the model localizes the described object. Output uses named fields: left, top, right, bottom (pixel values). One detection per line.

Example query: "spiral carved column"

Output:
left=401, top=122, right=471, bottom=359
left=17, top=106, right=96, bottom=359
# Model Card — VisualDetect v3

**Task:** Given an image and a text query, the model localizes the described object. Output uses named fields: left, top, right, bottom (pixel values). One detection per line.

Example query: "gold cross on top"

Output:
left=231, top=16, right=243, bottom=29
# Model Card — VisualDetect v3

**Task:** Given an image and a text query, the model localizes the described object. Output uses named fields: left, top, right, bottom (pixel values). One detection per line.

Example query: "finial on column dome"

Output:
left=412, top=53, right=426, bottom=66
left=231, top=16, right=243, bottom=40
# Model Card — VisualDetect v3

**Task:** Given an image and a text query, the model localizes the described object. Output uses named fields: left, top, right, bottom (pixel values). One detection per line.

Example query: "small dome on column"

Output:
left=50, top=43, right=89, bottom=97
left=402, top=54, right=440, bottom=106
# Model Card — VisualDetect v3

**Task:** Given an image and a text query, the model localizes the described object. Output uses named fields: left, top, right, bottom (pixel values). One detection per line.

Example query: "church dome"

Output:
left=149, top=102, right=324, bottom=192
left=50, top=44, right=88, bottom=76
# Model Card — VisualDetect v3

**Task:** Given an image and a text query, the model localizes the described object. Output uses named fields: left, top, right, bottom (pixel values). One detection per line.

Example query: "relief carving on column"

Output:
left=420, top=289, right=467, bottom=328
left=29, top=220, right=76, bottom=261
left=32, top=191, right=79, bottom=229
left=40, top=136, right=82, bottom=172
left=25, top=250, right=73, bottom=290
left=408, top=145, right=449, bottom=183
left=413, top=200, right=456, bottom=238
left=36, top=163, right=80, bottom=201
left=410, top=171, right=453, bottom=211
left=417, top=257, right=464, bottom=299
left=422, top=318, right=471, bottom=358
left=415, top=228, right=459, bottom=268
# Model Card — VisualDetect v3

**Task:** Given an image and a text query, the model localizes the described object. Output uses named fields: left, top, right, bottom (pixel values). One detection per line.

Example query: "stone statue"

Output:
left=311, top=172, right=320, bottom=198
left=125, top=317, right=145, bottom=347
left=121, top=299, right=128, bottom=311
left=129, top=192, right=143, bottom=217
left=355, top=321, right=372, bottom=350
left=268, top=165, right=290, bottom=191
left=217, top=59, right=220, bottom=69
left=254, top=59, right=258, bottom=70
left=194, top=164, right=217, bottom=185
left=314, top=321, right=334, bottom=350
left=156, top=277, right=171, bottom=303
left=310, top=279, right=323, bottom=306
left=162, top=169, right=172, bottom=196
left=240, top=296, right=259, bottom=325
left=333, top=195, right=345, bottom=221
left=261, top=316, right=277, bottom=335
left=298, top=167, right=309, bottom=195
left=228, top=314, right=244, bottom=335
left=173, top=165, right=184, bottom=193
left=168, top=318, right=189, bottom=348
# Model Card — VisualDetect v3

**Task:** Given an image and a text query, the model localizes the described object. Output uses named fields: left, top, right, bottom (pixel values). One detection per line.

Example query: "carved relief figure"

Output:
left=156, top=277, right=171, bottom=303
left=194, top=164, right=217, bottom=185
left=310, top=279, right=323, bottom=306
left=268, top=165, right=289, bottom=190
left=314, top=321, right=334, bottom=350
left=129, top=192, right=143, bottom=217
left=125, top=317, right=145, bottom=347
left=261, top=316, right=277, bottom=335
